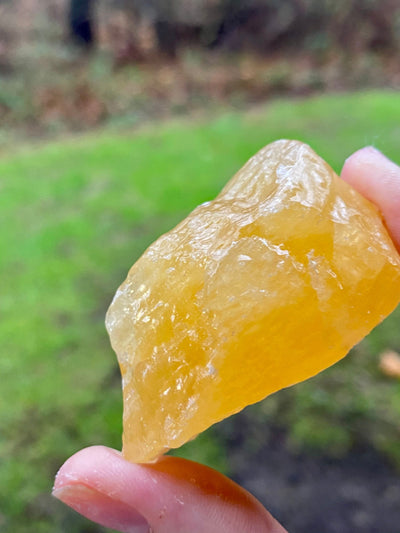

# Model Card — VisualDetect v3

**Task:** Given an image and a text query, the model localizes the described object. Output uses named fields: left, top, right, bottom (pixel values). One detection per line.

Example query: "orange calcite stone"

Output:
left=106, top=140, right=400, bottom=463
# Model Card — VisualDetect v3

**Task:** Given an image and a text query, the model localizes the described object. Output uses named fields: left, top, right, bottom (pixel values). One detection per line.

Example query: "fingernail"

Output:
left=53, top=483, right=150, bottom=533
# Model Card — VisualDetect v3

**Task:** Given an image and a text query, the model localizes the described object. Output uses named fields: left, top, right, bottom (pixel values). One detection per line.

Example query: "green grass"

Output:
left=1, top=90, right=400, bottom=532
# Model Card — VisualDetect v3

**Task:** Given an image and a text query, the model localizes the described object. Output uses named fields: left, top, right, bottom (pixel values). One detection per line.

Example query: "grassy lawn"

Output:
left=1, top=90, right=400, bottom=533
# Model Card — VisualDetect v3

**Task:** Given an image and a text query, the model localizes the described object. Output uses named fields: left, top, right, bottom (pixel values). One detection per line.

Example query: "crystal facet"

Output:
left=106, top=140, right=400, bottom=463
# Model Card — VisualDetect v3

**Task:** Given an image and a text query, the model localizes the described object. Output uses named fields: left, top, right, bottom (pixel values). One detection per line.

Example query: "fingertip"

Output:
left=341, top=146, right=400, bottom=251
left=341, top=146, right=390, bottom=187
left=53, top=445, right=120, bottom=490
left=344, top=145, right=381, bottom=163
left=53, top=447, right=152, bottom=532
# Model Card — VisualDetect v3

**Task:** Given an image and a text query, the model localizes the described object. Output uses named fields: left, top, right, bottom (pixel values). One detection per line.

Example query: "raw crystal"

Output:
left=106, top=140, right=400, bottom=463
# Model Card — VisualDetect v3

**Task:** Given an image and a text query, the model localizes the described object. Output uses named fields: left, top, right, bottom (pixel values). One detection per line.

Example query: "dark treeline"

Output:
left=69, top=0, right=400, bottom=57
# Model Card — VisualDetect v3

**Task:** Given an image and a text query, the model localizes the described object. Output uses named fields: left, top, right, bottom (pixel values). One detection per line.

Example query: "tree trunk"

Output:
left=68, top=0, right=95, bottom=48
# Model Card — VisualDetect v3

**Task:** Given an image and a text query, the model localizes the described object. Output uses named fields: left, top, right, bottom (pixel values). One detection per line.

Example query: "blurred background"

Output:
left=1, top=1, right=400, bottom=532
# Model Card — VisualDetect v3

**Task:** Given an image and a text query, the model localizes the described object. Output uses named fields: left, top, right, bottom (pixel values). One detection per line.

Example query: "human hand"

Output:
left=53, top=146, right=400, bottom=533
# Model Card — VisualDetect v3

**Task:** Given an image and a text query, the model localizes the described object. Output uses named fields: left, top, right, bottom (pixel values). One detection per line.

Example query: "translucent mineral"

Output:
left=106, top=139, right=400, bottom=463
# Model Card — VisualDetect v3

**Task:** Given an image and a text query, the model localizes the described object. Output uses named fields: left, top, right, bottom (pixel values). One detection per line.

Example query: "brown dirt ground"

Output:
left=222, top=415, right=400, bottom=533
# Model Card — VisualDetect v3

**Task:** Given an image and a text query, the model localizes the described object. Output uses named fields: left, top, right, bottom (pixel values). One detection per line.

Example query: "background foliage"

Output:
left=0, top=0, right=399, bottom=142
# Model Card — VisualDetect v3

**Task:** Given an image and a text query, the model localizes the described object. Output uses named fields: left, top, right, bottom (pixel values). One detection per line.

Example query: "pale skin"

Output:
left=53, top=147, right=400, bottom=533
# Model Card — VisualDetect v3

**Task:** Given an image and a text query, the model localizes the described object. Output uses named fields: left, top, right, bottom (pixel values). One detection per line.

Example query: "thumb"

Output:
left=53, top=446, right=286, bottom=533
